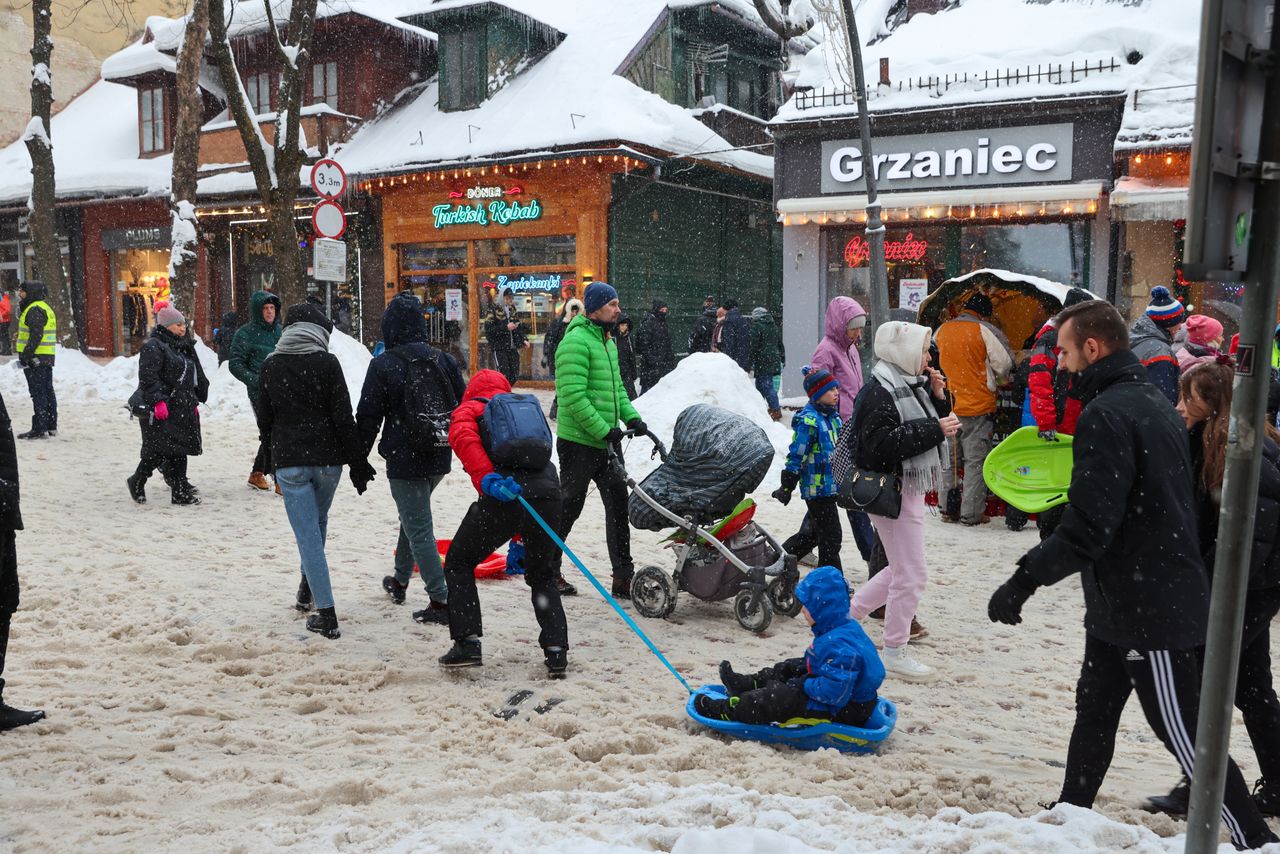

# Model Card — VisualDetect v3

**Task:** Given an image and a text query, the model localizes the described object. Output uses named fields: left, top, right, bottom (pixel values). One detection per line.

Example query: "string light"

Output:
left=1135, top=154, right=1144, bottom=164
left=1165, top=155, right=1173, bottom=165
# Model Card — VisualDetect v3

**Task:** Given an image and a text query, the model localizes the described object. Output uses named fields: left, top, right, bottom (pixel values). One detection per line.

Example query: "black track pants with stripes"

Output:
left=1059, top=635, right=1277, bottom=850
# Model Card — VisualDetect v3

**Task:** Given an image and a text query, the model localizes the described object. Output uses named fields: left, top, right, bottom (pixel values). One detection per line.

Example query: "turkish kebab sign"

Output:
left=432, top=184, right=543, bottom=229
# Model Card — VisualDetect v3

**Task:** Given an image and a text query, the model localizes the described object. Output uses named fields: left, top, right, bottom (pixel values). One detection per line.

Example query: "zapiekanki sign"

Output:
left=820, top=123, right=1074, bottom=193
left=432, top=198, right=542, bottom=229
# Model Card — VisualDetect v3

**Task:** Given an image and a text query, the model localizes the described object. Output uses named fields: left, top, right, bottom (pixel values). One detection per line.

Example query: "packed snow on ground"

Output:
left=1, top=354, right=1277, bottom=852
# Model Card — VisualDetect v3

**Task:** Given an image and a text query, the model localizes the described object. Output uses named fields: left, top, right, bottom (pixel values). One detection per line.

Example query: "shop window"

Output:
left=474, top=235, right=576, bottom=268
left=401, top=241, right=468, bottom=271
left=401, top=273, right=470, bottom=370
left=312, top=61, right=338, bottom=110
left=113, top=247, right=171, bottom=356
left=245, top=71, right=272, bottom=114
left=140, top=86, right=167, bottom=154
left=439, top=26, right=486, bottom=111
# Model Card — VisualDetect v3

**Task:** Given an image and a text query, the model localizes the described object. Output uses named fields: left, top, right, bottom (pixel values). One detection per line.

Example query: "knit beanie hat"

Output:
left=964, top=292, right=994, bottom=317
left=156, top=305, right=185, bottom=326
left=285, top=302, right=334, bottom=332
left=583, top=281, right=618, bottom=314
left=1146, top=286, right=1189, bottom=329
left=1063, top=287, right=1094, bottom=307
left=1186, top=314, right=1224, bottom=346
left=802, top=365, right=839, bottom=402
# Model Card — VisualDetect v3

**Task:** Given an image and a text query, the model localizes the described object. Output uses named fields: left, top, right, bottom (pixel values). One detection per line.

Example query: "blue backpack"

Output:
left=475, top=393, right=553, bottom=470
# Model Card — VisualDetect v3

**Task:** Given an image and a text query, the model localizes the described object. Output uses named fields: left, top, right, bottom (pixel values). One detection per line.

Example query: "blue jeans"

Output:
left=276, top=465, right=343, bottom=610
left=389, top=476, right=447, bottom=603
left=755, top=373, right=779, bottom=410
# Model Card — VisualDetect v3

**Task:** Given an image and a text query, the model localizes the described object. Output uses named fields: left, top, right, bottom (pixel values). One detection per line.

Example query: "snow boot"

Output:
left=882, top=646, right=935, bottom=682
left=1254, top=778, right=1280, bottom=817
left=170, top=487, right=200, bottom=506
left=610, top=575, right=632, bottom=600
left=15, top=431, right=47, bottom=440
left=412, top=600, right=449, bottom=625
left=306, top=606, right=340, bottom=640
left=718, top=660, right=757, bottom=695
left=544, top=646, right=568, bottom=679
left=382, top=575, right=407, bottom=605
left=295, top=576, right=312, bottom=612
left=694, top=693, right=737, bottom=721
left=555, top=575, right=577, bottom=597
left=247, top=471, right=271, bottom=491
left=126, top=472, right=147, bottom=504
left=1146, top=776, right=1189, bottom=815
left=439, top=638, right=482, bottom=668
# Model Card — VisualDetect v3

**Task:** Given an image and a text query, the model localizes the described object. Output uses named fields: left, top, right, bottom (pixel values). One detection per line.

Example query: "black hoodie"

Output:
left=636, top=299, right=675, bottom=380
left=356, top=293, right=466, bottom=479
left=1021, top=349, right=1209, bottom=651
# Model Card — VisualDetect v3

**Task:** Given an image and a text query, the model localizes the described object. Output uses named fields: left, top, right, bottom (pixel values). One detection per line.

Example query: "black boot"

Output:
left=555, top=575, right=577, bottom=597
left=1145, top=775, right=1190, bottom=815
left=718, top=660, right=757, bottom=695
left=545, top=646, right=568, bottom=679
left=694, top=693, right=735, bottom=721
left=439, top=638, right=482, bottom=668
left=0, top=681, right=45, bottom=732
left=412, top=600, right=449, bottom=624
left=295, top=576, right=312, bottom=612
left=126, top=471, right=147, bottom=504
left=1254, top=778, right=1280, bottom=817
left=306, top=606, right=340, bottom=640
left=382, top=575, right=407, bottom=605
left=170, top=480, right=200, bottom=506
left=610, top=577, right=632, bottom=600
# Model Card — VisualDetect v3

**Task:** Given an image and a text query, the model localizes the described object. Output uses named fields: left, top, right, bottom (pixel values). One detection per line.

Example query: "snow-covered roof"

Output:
left=775, top=0, right=1199, bottom=154
left=222, top=0, right=436, bottom=42
left=335, top=0, right=775, bottom=179
left=0, top=81, right=171, bottom=206
left=101, top=39, right=177, bottom=82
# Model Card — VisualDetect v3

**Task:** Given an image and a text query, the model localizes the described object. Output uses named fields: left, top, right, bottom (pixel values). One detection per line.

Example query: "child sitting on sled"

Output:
left=695, top=566, right=884, bottom=726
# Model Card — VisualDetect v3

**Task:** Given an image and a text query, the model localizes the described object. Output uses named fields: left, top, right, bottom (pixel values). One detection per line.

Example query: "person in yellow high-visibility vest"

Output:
left=15, top=281, right=56, bottom=439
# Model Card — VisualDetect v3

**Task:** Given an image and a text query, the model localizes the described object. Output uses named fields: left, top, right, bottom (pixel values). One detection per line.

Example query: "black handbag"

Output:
left=834, top=420, right=902, bottom=518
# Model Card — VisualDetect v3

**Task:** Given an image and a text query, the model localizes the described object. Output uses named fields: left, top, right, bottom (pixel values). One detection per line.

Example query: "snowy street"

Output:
left=0, top=366, right=1266, bottom=852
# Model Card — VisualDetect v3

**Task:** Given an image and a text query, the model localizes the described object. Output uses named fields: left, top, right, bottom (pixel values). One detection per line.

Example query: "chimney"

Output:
left=879, top=58, right=890, bottom=87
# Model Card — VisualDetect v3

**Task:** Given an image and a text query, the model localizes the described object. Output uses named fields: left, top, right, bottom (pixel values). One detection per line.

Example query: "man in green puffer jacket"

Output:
left=230, top=290, right=282, bottom=490
left=554, top=282, right=647, bottom=598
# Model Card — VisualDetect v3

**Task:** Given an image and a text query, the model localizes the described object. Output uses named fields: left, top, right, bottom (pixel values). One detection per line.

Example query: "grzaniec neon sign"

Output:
left=844, top=232, right=929, bottom=267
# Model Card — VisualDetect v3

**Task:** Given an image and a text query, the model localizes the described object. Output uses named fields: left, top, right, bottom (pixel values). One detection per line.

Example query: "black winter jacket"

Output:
left=356, top=294, right=466, bottom=480
left=718, top=308, right=752, bottom=371
left=688, top=308, right=717, bottom=354
left=137, top=326, right=210, bottom=458
left=616, top=323, right=638, bottom=387
left=0, top=391, right=22, bottom=531
left=847, top=376, right=951, bottom=478
left=1021, top=349, right=1209, bottom=651
left=1191, top=424, right=1280, bottom=590
left=257, top=350, right=365, bottom=472
left=636, top=303, right=675, bottom=381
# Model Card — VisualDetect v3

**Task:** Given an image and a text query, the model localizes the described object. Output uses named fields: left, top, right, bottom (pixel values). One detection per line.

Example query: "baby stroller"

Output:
left=620, top=404, right=798, bottom=633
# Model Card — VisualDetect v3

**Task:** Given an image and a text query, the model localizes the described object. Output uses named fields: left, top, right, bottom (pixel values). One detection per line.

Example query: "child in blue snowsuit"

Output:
left=772, top=366, right=843, bottom=570
left=696, top=566, right=884, bottom=725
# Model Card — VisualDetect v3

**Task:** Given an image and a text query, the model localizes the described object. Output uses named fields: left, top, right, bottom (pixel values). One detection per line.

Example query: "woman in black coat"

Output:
left=616, top=315, right=639, bottom=400
left=127, top=306, right=209, bottom=505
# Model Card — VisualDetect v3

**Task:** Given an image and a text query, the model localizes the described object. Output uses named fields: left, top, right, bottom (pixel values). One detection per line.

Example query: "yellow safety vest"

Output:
left=17, top=300, right=56, bottom=356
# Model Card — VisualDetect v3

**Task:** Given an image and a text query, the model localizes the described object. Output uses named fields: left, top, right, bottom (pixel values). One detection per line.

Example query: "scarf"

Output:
left=272, top=322, right=330, bottom=357
left=871, top=358, right=950, bottom=494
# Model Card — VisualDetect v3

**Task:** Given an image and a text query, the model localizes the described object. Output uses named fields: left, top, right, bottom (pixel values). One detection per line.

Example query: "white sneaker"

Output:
left=881, top=646, right=935, bottom=682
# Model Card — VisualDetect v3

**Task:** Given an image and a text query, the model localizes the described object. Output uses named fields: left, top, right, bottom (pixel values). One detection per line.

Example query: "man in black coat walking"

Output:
left=484, top=289, right=528, bottom=384
left=717, top=298, right=752, bottom=372
left=687, top=294, right=718, bottom=354
left=986, top=300, right=1277, bottom=850
left=0, top=389, right=44, bottom=730
left=635, top=299, right=675, bottom=393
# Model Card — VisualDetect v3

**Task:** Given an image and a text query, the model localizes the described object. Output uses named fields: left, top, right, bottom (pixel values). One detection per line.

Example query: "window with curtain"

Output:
left=440, top=26, right=486, bottom=111
left=140, top=86, right=166, bottom=153
left=312, top=61, right=338, bottom=110
left=245, top=71, right=271, bottom=114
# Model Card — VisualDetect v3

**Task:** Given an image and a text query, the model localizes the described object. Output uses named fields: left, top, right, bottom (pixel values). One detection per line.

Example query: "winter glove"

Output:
left=626, top=419, right=648, bottom=436
left=1037, top=429, right=1059, bottom=442
left=349, top=460, right=376, bottom=496
left=153, top=400, right=169, bottom=421
left=772, top=470, right=800, bottom=505
left=771, top=486, right=793, bottom=506
left=481, top=473, right=523, bottom=502
left=987, top=565, right=1040, bottom=626
left=604, top=427, right=625, bottom=445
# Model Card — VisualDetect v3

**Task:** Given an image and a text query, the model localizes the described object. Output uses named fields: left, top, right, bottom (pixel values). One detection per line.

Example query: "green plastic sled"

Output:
left=982, top=426, right=1075, bottom=514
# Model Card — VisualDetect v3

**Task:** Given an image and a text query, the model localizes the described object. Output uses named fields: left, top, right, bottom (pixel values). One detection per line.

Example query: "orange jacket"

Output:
left=935, top=312, right=1014, bottom=417
left=0, top=294, right=11, bottom=323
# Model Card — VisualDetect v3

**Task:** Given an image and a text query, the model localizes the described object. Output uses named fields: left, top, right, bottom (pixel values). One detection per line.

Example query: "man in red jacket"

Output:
left=438, top=369, right=569, bottom=678
left=1025, top=287, right=1095, bottom=539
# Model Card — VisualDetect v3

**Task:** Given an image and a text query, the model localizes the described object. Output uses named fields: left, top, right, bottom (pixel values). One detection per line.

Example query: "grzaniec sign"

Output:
left=844, top=232, right=929, bottom=267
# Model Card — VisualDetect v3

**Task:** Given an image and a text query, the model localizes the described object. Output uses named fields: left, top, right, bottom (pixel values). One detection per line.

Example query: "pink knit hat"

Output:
left=1186, top=314, right=1224, bottom=346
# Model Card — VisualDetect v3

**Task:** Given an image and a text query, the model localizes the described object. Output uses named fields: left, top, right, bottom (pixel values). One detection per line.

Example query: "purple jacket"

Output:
left=810, top=297, right=866, bottom=422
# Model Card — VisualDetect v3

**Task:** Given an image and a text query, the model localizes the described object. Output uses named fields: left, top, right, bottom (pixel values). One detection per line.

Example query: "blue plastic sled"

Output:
left=686, top=685, right=897, bottom=755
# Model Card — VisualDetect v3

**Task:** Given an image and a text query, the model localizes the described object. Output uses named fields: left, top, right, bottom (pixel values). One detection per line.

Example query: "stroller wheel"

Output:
left=767, top=577, right=804, bottom=618
left=631, top=565, right=677, bottom=619
left=734, top=589, right=774, bottom=633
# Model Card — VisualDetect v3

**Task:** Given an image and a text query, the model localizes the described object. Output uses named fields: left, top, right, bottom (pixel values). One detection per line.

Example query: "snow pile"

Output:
left=627, top=352, right=792, bottom=486
left=0, top=330, right=371, bottom=419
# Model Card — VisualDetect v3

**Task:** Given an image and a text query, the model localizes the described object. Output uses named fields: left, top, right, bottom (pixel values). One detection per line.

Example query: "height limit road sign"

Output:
left=310, top=158, right=346, bottom=199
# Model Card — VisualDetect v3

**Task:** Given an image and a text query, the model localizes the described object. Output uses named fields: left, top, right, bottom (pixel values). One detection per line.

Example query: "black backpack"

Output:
left=388, top=348, right=457, bottom=451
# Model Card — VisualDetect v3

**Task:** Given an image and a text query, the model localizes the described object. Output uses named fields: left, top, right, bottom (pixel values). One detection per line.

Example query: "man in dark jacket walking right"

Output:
left=484, top=288, right=528, bottom=384
left=986, top=300, right=1277, bottom=851
left=0, top=388, right=43, bottom=730
left=717, top=299, right=752, bottom=372
left=688, top=294, right=718, bottom=354
left=635, top=299, right=675, bottom=393
left=230, top=290, right=282, bottom=490
left=357, top=293, right=466, bottom=624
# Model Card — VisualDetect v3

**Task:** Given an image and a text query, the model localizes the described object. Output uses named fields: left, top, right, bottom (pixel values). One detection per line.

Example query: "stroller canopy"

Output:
left=629, top=404, right=774, bottom=531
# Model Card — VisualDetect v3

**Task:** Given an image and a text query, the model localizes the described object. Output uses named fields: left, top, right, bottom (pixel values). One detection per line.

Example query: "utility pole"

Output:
left=1182, top=0, right=1280, bottom=849
left=837, top=0, right=890, bottom=330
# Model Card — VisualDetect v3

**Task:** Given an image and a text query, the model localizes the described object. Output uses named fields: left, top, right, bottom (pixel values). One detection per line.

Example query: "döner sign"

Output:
left=819, top=124, right=1074, bottom=193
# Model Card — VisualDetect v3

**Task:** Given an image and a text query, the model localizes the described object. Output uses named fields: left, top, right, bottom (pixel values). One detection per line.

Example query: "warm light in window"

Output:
left=925, top=207, right=935, bottom=218
left=1165, top=155, right=1173, bottom=165
left=783, top=215, right=792, bottom=226
left=1135, top=155, right=1144, bottom=164
left=993, top=207, right=1001, bottom=218
left=1063, top=204, right=1072, bottom=214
